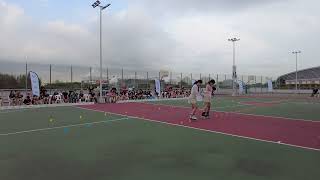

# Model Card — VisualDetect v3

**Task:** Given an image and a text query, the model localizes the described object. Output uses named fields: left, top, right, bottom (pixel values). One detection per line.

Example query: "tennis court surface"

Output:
left=1, top=96, right=320, bottom=180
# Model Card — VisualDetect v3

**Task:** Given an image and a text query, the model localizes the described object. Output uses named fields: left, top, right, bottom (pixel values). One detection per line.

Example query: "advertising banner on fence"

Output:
left=268, top=80, right=273, bottom=92
left=155, top=79, right=161, bottom=96
left=238, top=80, right=244, bottom=94
left=29, top=71, right=40, bottom=97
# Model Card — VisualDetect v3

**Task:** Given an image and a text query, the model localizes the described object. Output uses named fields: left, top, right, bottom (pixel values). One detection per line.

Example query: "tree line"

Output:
left=0, top=73, right=28, bottom=89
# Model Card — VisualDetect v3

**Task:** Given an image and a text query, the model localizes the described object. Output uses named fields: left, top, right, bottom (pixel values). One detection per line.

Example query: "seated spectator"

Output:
left=311, top=88, right=319, bottom=97
left=108, top=88, right=118, bottom=103
left=15, top=91, right=23, bottom=106
left=79, top=91, right=85, bottom=102
left=32, top=95, right=40, bottom=105
left=40, top=86, right=49, bottom=104
left=50, top=91, right=59, bottom=104
left=62, top=91, right=68, bottom=103
left=137, top=89, right=143, bottom=99
left=69, top=91, right=78, bottom=103
left=9, top=90, right=15, bottom=106
left=90, top=91, right=97, bottom=103
left=120, top=91, right=129, bottom=101
left=23, top=96, right=32, bottom=105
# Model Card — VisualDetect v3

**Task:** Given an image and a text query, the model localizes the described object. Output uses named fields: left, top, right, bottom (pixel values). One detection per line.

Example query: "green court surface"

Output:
left=0, top=97, right=320, bottom=180
left=148, top=97, right=320, bottom=121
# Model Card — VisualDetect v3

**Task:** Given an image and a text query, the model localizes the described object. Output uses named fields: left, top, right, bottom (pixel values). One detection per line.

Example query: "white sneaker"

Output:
left=190, top=115, right=197, bottom=121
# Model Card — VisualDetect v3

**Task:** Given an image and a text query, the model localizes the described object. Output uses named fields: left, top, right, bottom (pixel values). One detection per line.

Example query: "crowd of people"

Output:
left=0, top=85, right=192, bottom=106
left=0, top=86, right=97, bottom=106
left=104, top=87, right=190, bottom=103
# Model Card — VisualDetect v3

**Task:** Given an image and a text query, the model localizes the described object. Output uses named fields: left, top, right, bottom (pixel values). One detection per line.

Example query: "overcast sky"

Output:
left=0, top=0, right=319, bottom=77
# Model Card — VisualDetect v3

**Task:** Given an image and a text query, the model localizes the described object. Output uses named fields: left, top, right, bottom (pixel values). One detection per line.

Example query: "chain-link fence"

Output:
left=1, top=62, right=318, bottom=96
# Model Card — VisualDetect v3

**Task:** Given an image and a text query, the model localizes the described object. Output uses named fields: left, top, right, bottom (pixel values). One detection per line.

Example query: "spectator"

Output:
left=23, top=96, right=32, bottom=105
left=32, top=95, right=39, bottom=105
left=79, top=91, right=85, bottom=102
left=109, top=87, right=118, bottom=103
left=88, top=86, right=97, bottom=103
left=62, top=91, right=68, bottom=103
left=15, top=91, right=23, bottom=106
left=40, top=86, right=49, bottom=104
left=50, top=91, right=59, bottom=104
left=311, top=87, right=319, bottom=97
left=9, top=90, right=15, bottom=106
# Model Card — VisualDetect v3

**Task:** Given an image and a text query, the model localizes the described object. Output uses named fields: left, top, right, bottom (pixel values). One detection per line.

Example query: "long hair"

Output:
left=208, top=79, right=216, bottom=85
left=193, top=80, right=203, bottom=85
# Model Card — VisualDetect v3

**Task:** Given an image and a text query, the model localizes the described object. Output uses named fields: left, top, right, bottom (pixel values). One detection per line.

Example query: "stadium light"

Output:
left=292, top=51, right=302, bottom=94
left=91, top=0, right=111, bottom=103
left=228, top=38, right=240, bottom=96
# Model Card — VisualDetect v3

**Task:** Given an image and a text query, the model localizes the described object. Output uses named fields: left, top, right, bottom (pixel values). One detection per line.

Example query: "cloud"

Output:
left=0, top=0, right=320, bottom=80
left=131, top=0, right=283, bottom=15
left=0, top=1, right=176, bottom=72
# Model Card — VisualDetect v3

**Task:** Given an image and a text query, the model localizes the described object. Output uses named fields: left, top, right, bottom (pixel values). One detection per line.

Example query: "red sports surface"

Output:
left=79, top=102, right=320, bottom=151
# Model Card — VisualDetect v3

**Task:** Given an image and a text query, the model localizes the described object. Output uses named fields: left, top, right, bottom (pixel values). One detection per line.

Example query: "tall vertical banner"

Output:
left=29, top=71, right=40, bottom=97
left=238, top=81, right=244, bottom=94
left=268, top=80, right=273, bottom=92
left=155, top=79, right=161, bottom=96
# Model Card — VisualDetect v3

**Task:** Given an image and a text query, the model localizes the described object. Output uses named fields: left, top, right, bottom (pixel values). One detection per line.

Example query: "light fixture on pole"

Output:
left=92, top=0, right=111, bottom=103
left=228, top=38, right=240, bottom=96
left=292, top=50, right=301, bottom=94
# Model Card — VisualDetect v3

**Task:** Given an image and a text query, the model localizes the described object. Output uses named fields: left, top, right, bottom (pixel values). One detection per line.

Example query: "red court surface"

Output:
left=79, top=103, right=320, bottom=151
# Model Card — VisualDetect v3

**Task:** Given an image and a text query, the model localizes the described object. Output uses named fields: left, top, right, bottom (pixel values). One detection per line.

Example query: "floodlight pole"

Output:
left=25, top=56, right=28, bottom=96
left=228, top=38, right=240, bottom=96
left=292, top=51, right=301, bottom=94
left=99, top=6, right=103, bottom=103
left=92, top=1, right=111, bottom=103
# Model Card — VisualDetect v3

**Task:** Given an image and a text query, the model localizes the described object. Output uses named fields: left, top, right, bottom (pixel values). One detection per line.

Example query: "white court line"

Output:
left=0, top=117, right=128, bottom=136
left=0, top=102, right=94, bottom=111
left=77, top=106, right=320, bottom=152
left=117, top=97, right=187, bottom=103
left=143, top=100, right=250, bottom=109
left=0, top=109, right=33, bottom=114
left=215, top=103, right=249, bottom=109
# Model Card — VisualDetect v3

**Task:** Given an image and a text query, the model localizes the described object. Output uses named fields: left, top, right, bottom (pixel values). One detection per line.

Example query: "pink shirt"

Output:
left=204, top=84, right=213, bottom=97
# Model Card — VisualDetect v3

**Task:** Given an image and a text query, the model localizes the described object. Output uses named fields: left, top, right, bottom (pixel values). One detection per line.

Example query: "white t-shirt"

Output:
left=189, top=84, right=199, bottom=99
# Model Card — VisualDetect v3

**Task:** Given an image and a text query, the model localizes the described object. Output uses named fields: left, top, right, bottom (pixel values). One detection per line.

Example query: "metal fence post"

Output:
left=180, top=73, right=183, bottom=89
left=107, top=68, right=109, bottom=82
left=121, top=68, right=124, bottom=83
left=89, top=67, right=92, bottom=83
left=135, top=72, right=137, bottom=89
left=49, top=64, right=52, bottom=94
left=216, top=74, right=219, bottom=91
left=261, top=76, right=263, bottom=93
left=25, top=62, right=28, bottom=95
left=147, top=72, right=149, bottom=90
left=70, top=65, right=73, bottom=83
left=255, top=76, right=257, bottom=93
